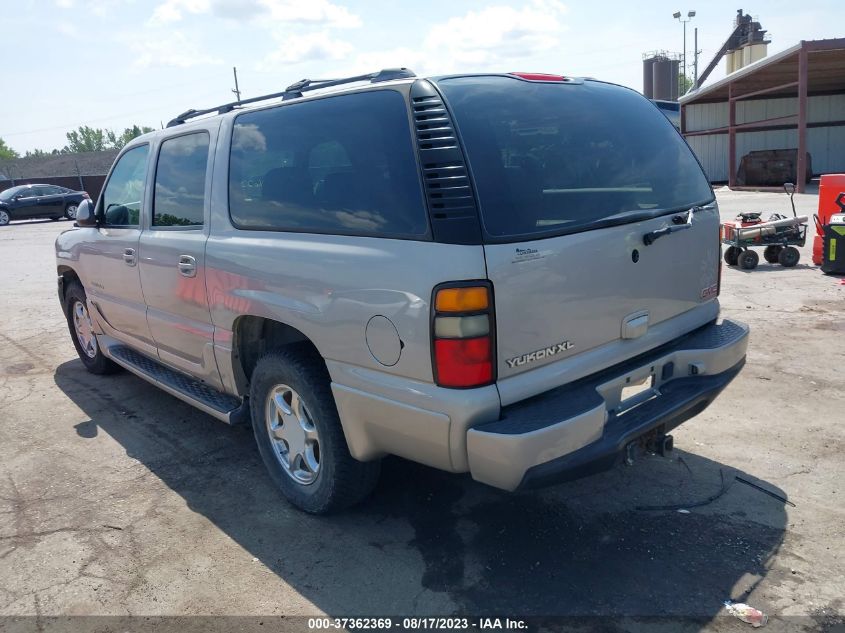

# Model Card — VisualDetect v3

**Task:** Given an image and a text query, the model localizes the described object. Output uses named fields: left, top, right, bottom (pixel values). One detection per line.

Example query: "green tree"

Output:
left=679, top=73, right=694, bottom=95
left=24, top=148, right=50, bottom=158
left=64, top=124, right=155, bottom=153
left=64, top=126, right=109, bottom=153
left=0, top=137, right=18, bottom=160
left=106, top=125, right=155, bottom=150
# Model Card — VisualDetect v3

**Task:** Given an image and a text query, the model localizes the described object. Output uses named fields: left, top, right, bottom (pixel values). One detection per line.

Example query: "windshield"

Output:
left=437, top=76, right=713, bottom=239
left=0, top=187, right=22, bottom=201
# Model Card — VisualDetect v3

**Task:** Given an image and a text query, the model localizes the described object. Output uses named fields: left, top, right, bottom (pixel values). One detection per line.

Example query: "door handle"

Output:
left=123, top=248, right=137, bottom=266
left=178, top=255, right=197, bottom=278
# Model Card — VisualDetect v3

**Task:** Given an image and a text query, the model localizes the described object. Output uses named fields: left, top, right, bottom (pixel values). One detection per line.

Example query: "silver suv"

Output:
left=56, top=69, right=748, bottom=513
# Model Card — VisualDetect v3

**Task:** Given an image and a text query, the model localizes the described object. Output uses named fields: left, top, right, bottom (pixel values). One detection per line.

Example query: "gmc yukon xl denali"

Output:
left=56, top=69, right=749, bottom=513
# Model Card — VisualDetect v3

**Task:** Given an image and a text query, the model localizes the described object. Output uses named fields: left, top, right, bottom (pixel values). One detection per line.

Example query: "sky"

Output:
left=0, top=0, right=841, bottom=153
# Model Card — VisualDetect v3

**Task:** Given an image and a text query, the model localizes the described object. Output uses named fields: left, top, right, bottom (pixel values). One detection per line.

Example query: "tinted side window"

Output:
left=100, top=145, right=149, bottom=227
left=229, top=90, right=428, bottom=238
left=153, top=132, right=209, bottom=227
left=19, top=187, right=38, bottom=198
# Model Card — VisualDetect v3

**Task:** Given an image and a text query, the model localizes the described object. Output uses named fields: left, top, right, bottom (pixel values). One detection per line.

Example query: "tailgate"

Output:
left=485, top=206, right=721, bottom=379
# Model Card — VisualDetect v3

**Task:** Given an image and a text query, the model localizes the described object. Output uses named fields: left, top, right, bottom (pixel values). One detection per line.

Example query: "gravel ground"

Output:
left=0, top=187, right=842, bottom=631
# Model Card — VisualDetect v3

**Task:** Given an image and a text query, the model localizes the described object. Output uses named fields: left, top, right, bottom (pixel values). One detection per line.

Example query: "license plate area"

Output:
left=616, top=374, right=657, bottom=414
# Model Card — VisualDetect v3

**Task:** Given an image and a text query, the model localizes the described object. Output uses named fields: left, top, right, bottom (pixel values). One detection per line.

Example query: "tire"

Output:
left=0, top=209, right=9, bottom=226
left=778, top=246, right=800, bottom=268
left=763, top=245, right=783, bottom=264
left=249, top=346, right=380, bottom=514
left=724, top=246, right=742, bottom=266
left=64, top=203, right=78, bottom=220
left=738, top=249, right=759, bottom=270
left=63, top=282, right=120, bottom=375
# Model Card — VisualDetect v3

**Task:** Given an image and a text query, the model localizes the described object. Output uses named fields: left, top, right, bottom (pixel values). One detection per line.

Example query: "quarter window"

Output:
left=100, top=145, right=149, bottom=227
left=153, top=132, right=210, bottom=227
left=229, top=90, right=428, bottom=238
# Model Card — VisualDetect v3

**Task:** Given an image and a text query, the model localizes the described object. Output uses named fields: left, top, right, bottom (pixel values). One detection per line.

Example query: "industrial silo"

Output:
left=652, top=57, right=673, bottom=101
left=643, top=57, right=656, bottom=98
left=669, top=58, right=681, bottom=99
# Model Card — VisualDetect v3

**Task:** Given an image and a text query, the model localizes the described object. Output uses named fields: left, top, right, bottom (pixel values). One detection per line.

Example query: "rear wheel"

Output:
left=738, top=249, right=759, bottom=270
left=249, top=346, right=380, bottom=514
left=763, top=245, right=783, bottom=263
left=778, top=246, right=800, bottom=267
left=63, top=282, right=120, bottom=374
left=724, top=246, right=742, bottom=266
left=64, top=203, right=78, bottom=220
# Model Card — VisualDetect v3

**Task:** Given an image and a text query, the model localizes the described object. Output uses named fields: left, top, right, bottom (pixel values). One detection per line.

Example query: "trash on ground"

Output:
left=636, top=469, right=732, bottom=511
left=724, top=601, right=768, bottom=627
left=735, top=476, right=796, bottom=507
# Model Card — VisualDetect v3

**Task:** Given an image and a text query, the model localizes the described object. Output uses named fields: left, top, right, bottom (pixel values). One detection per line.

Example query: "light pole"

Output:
left=673, top=10, right=696, bottom=94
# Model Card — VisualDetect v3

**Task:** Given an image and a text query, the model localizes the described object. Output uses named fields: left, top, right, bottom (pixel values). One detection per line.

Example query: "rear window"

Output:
left=437, top=77, right=713, bottom=239
left=229, top=90, right=429, bottom=238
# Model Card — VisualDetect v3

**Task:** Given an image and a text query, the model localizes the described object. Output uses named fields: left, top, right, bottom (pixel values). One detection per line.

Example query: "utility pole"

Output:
left=674, top=10, right=696, bottom=95
left=232, top=66, right=242, bottom=103
left=694, top=27, right=699, bottom=87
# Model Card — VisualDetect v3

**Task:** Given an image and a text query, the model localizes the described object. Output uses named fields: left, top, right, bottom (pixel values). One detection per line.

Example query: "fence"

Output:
left=0, top=175, right=107, bottom=202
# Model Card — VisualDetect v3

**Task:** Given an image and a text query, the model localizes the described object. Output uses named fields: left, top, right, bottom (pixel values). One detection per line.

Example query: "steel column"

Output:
left=796, top=43, right=809, bottom=193
left=728, top=82, right=737, bottom=188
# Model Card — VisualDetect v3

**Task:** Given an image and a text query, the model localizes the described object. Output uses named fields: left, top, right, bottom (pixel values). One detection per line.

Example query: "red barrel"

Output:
left=814, top=174, right=845, bottom=264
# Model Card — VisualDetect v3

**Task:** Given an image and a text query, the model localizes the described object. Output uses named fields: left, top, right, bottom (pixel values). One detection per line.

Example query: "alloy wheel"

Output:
left=72, top=300, right=98, bottom=358
left=265, top=384, right=321, bottom=485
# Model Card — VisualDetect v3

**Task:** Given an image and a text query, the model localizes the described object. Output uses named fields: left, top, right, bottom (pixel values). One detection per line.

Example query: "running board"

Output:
left=107, top=345, right=247, bottom=425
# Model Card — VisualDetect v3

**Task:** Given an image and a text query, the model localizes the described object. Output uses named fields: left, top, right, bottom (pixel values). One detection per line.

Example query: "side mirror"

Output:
left=784, top=182, right=796, bottom=195
left=75, top=199, right=97, bottom=227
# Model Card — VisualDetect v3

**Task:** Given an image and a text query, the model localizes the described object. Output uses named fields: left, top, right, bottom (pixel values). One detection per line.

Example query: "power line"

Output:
left=0, top=90, right=225, bottom=139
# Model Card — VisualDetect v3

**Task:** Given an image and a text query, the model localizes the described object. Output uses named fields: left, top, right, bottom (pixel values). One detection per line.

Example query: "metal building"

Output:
left=679, top=38, right=845, bottom=192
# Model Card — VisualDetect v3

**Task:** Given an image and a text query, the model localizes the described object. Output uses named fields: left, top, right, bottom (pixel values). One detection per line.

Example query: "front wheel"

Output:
left=0, top=209, right=9, bottom=226
left=64, top=203, right=78, bottom=220
left=738, top=249, right=759, bottom=270
left=779, top=246, right=800, bottom=267
left=249, top=346, right=380, bottom=514
left=63, top=282, right=120, bottom=374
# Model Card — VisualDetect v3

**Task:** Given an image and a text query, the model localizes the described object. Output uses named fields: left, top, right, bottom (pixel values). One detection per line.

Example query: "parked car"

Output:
left=0, top=184, right=90, bottom=225
left=55, top=69, right=749, bottom=513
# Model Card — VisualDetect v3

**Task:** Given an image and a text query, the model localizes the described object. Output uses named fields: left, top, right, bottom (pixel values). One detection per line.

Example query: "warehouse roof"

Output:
left=680, top=38, right=845, bottom=105
left=0, top=149, right=119, bottom=180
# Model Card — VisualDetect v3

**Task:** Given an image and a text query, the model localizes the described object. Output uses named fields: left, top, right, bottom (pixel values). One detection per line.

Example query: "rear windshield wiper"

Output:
left=642, top=205, right=707, bottom=245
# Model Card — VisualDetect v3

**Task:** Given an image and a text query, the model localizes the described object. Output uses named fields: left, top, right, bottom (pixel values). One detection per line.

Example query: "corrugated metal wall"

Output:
left=684, top=94, right=845, bottom=182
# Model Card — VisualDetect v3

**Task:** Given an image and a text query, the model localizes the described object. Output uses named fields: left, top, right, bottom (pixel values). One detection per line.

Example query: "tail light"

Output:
left=432, top=282, right=495, bottom=388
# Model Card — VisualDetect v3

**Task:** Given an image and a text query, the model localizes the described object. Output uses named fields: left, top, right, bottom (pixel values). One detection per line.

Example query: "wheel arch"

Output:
left=57, top=265, right=81, bottom=301
left=231, top=315, right=323, bottom=395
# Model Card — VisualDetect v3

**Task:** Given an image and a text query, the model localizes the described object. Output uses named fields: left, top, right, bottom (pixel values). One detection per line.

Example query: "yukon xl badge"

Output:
left=506, top=341, right=575, bottom=368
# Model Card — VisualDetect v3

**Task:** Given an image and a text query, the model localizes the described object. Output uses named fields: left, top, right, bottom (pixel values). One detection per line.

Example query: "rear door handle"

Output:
left=123, top=248, right=137, bottom=266
left=178, top=255, right=197, bottom=278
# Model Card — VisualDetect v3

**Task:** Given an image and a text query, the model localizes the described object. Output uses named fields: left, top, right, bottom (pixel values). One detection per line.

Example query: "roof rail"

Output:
left=166, top=68, right=416, bottom=127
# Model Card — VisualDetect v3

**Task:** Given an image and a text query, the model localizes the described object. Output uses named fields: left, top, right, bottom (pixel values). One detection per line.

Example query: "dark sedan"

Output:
left=0, top=184, right=90, bottom=226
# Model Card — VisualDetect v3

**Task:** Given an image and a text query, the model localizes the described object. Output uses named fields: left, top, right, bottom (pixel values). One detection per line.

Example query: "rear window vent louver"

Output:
left=410, top=80, right=482, bottom=244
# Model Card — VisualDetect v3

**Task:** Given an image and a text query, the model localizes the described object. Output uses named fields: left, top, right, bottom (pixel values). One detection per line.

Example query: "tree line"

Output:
left=0, top=124, right=155, bottom=160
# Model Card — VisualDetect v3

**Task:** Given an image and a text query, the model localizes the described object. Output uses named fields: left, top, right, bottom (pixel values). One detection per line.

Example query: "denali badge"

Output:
left=506, top=341, right=574, bottom=368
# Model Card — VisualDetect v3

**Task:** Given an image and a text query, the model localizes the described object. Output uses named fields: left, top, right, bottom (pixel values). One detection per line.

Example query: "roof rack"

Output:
left=166, top=68, right=417, bottom=127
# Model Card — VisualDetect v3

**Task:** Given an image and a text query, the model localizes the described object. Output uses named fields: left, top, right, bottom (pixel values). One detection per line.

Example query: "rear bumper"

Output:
left=466, top=319, right=749, bottom=491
